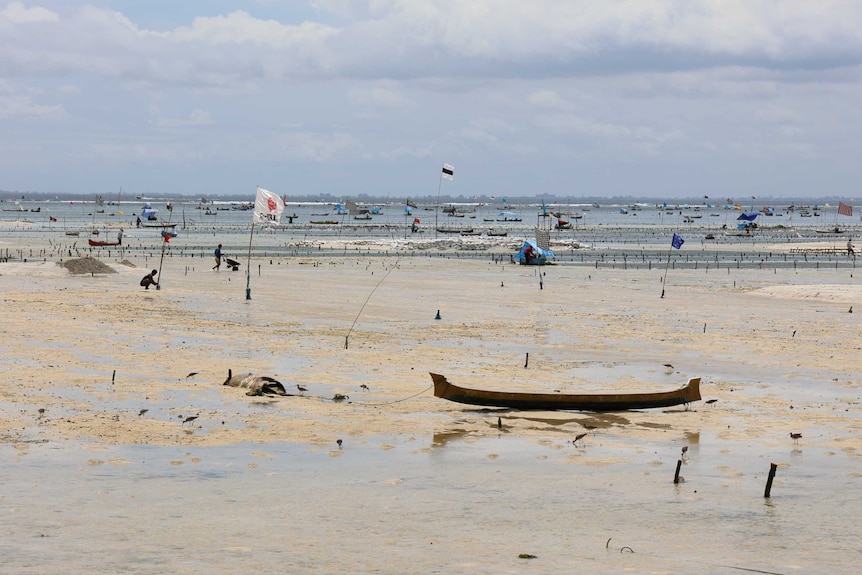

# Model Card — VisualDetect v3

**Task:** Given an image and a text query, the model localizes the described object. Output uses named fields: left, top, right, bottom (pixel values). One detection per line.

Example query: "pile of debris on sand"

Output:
left=57, top=257, right=117, bottom=275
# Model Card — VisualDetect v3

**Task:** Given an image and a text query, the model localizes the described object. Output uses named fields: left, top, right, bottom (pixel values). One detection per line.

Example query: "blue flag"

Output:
left=671, top=233, right=685, bottom=249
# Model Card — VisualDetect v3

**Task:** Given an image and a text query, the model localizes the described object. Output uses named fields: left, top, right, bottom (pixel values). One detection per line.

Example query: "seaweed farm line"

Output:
left=2, top=241, right=858, bottom=274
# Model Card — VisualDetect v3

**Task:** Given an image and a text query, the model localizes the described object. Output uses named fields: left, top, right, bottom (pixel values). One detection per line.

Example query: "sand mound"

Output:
left=57, top=257, right=117, bottom=275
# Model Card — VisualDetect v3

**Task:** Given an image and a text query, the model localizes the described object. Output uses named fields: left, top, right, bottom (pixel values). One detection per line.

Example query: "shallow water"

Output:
left=2, top=431, right=859, bottom=574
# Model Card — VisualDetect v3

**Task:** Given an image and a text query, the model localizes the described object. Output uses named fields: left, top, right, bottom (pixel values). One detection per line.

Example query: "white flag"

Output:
left=442, top=163, right=454, bottom=181
left=254, top=187, right=285, bottom=225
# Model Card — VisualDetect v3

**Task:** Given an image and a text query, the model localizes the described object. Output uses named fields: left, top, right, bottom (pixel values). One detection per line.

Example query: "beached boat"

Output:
left=88, top=238, right=120, bottom=247
left=141, top=222, right=177, bottom=229
left=436, top=226, right=473, bottom=234
left=429, top=373, right=701, bottom=411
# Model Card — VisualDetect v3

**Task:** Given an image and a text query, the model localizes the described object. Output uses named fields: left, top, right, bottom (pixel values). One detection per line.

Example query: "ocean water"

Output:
left=2, top=197, right=858, bottom=240
left=3, top=430, right=859, bottom=574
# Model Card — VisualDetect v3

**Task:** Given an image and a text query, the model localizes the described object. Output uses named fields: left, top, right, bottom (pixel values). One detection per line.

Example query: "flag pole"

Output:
left=156, top=235, right=168, bottom=291
left=246, top=219, right=255, bottom=300
left=661, top=244, right=672, bottom=299
left=662, top=234, right=684, bottom=298
left=155, top=208, right=174, bottom=291
left=434, top=167, right=443, bottom=238
left=246, top=186, right=285, bottom=300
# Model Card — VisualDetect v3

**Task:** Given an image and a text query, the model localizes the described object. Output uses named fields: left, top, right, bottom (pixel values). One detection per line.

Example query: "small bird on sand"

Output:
left=297, top=384, right=308, bottom=393
left=336, top=439, right=343, bottom=448
left=790, top=432, right=802, bottom=444
left=186, top=372, right=198, bottom=378
left=705, top=399, right=718, bottom=406
left=663, top=363, right=673, bottom=368
left=360, top=384, right=369, bottom=391
left=573, top=433, right=587, bottom=446
left=182, top=415, right=198, bottom=426
left=138, top=409, right=149, bottom=417
left=681, top=445, right=689, bottom=457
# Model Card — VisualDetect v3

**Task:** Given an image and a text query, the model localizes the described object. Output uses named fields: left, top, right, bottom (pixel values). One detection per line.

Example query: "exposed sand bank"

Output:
left=2, top=250, right=859, bottom=456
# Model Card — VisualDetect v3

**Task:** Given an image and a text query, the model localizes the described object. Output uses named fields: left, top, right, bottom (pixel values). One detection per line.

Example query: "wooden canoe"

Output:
left=429, top=373, right=701, bottom=411
left=88, top=238, right=120, bottom=247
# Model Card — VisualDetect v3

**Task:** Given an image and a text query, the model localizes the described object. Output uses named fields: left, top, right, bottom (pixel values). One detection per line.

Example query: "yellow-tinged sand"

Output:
left=0, top=251, right=859, bottom=456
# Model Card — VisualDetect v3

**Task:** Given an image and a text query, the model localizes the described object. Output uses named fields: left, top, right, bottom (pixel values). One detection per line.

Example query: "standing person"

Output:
left=213, top=244, right=223, bottom=270
left=136, top=216, right=142, bottom=228
left=117, top=228, right=123, bottom=245
left=140, top=269, right=158, bottom=289
left=849, top=239, right=856, bottom=257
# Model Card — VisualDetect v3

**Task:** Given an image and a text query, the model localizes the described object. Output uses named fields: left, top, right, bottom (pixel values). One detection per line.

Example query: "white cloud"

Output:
left=347, top=82, right=411, bottom=110
left=171, top=10, right=339, bottom=48
left=0, top=95, right=66, bottom=119
left=276, top=131, right=359, bottom=161
left=2, top=2, right=861, bottom=87
left=527, top=90, right=570, bottom=112
left=1, top=2, right=862, bottom=198
left=0, top=1, right=58, bottom=24
left=154, top=109, right=214, bottom=128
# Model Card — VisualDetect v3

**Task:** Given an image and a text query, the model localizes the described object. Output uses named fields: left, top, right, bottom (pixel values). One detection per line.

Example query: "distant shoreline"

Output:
left=2, top=190, right=860, bottom=206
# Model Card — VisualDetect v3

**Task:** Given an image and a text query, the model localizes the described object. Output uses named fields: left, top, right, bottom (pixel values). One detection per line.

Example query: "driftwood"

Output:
left=223, top=369, right=293, bottom=397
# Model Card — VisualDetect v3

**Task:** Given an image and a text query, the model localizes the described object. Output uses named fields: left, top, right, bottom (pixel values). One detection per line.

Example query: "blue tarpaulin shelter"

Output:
left=514, top=240, right=554, bottom=265
left=737, top=212, right=760, bottom=221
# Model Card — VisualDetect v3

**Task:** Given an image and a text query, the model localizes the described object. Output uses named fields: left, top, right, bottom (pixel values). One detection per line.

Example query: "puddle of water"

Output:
left=1, top=433, right=858, bottom=574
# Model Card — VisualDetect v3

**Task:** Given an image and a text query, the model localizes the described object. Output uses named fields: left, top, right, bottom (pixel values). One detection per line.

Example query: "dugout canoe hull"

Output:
left=430, top=373, right=701, bottom=411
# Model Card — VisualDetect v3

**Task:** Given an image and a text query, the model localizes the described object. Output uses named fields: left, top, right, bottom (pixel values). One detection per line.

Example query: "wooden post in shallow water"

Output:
left=764, top=463, right=778, bottom=497
left=673, top=459, right=683, bottom=484
left=524, top=353, right=529, bottom=368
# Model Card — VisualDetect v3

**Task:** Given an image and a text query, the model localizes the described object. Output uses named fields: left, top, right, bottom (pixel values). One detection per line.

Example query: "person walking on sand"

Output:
left=848, top=239, right=856, bottom=257
left=213, top=244, right=223, bottom=270
left=140, top=269, right=158, bottom=289
left=117, top=228, right=123, bottom=246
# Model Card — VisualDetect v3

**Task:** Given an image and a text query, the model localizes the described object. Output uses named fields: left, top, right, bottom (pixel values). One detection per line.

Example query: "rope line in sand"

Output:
left=344, top=256, right=400, bottom=349
left=276, top=385, right=432, bottom=406
left=604, top=538, right=789, bottom=575
left=351, top=385, right=432, bottom=406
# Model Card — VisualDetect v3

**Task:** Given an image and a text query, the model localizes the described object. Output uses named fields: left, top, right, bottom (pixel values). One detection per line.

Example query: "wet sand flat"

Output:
left=1, top=233, right=860, bottom=574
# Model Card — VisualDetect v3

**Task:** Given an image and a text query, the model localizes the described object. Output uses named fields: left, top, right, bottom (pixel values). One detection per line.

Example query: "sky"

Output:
left=2, top=1, right=862, bottom=200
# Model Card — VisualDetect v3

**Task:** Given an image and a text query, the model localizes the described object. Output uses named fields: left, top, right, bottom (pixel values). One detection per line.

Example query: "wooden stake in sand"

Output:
left=673, top=459, right=683, bottom=484
left=764, top=463, right=778, bottom=497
